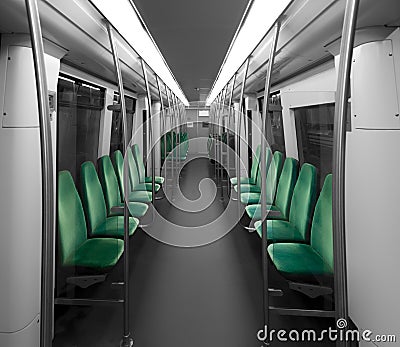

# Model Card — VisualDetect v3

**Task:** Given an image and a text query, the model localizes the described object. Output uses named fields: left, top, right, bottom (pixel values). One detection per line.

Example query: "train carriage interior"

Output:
left=0, top=0, right=400, bottom=346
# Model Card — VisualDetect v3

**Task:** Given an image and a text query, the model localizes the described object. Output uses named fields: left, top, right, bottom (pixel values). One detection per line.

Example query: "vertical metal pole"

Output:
left=236, top=58, right=250, bottom=204
left=260, top=21, right=280, bottom=340
left=166, top=87, right=174, bottom=195
left=333, top=1, right=359, bottom=346
left=215, top=93, right=222, bottom=182
left=227, top=74, right=237, bottom=195
left=155, top=76, right=165, bottom=200
left=174, top=94, right=181, bottom=170
left=140, top=59, right=156, bottom=206
left=172, top=93, right=178, bottom=180
left=106, top=23, right=133, bottom=347
left=220, top=85, right=228, bottom=199
left=25, top=1, right=54, bottom=346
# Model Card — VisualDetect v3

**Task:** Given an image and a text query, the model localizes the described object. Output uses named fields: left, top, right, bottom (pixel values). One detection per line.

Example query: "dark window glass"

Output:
left=258, top=95, right=286, bottom=154
left=294, top=103, right=334, bottom=190
left=57, top=75, right=105, bottom=185
left=110, top=93, right=136, bottom=154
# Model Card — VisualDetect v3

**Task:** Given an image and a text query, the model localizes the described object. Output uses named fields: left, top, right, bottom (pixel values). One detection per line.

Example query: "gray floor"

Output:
left=53, top=158, right=336, bottom=347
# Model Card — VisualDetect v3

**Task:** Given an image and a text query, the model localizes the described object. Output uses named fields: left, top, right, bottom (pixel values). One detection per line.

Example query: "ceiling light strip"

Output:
left=206, top=0, right=294, bottom=105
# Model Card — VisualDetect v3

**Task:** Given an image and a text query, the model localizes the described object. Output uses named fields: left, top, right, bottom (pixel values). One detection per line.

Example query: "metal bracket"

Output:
left=289, top=281, right=333, bottom=299
left=66, top=274, right=107, bottom=289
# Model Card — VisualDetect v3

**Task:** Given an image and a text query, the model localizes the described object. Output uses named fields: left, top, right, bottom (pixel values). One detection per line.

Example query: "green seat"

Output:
left=255, top=163, right=317, bottom=243
left=58, top=171, right=123, bottom=268
left=81, top=161, right=138, bottom=238
left=112, top=150, right=153, bottom=203
left=235, top=148, right=272, bottom=194
left=98, top=155, right=148, bottom=218
left=132, top=144, right=164, bottom=185
left=245, top=157, right=298, bottom=220
left=240, top=151, right=284, bottom=205
left=267, top=174, right=333, bottom=276
left=126, top=149, right=154, bottom=202
left=127, top=148, right=160, bottom=192
left=231, top=145, right=261, bottom=186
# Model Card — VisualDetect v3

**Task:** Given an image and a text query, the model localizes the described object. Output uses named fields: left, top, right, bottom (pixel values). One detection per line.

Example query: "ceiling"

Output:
left=133, top=0, right=249, bottom=102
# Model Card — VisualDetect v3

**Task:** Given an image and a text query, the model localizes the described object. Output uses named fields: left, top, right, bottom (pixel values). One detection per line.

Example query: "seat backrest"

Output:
left=132, top=144, right=146, bottom=183
left=265, top=151, right=284, bottom=204
left=288, top=163, right=317, bottom=241
left=81, top=161, right=108, bottom=233
left=274, top=158, right=299, bottom=220
left=58, top=171, right=87, bottom=266
left=250, top=145, right=261, bottom=181
left=98, top=155, right=122, bottom=215
left=127, top=147, right=141, bottom=190
left=275, top=158, right=299, bottom=219
left=255, top=147, right=272, bottom=188
left=310, top=174, right=333, bottom=274
left=112, top=150, right=126, bottom=197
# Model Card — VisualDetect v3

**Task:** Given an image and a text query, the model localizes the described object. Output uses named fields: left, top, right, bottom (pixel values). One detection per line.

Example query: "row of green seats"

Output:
left=57, top=144, right=165, bottom=270
left=234, top=146, right=333, bottom=287
left=161, top=131, right=189, bottom=161
left=267, top=174, right=333, bottom=278
left=58, top=171, right=128, bottom=269
left=232, top=146, right=333, bottom=278
left=253, top=162, right=317, bottom=243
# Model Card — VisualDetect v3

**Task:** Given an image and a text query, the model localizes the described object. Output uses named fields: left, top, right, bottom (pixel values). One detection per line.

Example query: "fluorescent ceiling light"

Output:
left=206, top=0, right=292, bottom=106
left=90, top=0, right=189, bottom=106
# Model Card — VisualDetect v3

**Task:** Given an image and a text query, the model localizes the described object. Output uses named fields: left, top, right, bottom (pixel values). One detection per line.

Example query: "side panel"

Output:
left=0, top=44, right=42, bottom=339
left=346, top=37, right=400, bottom=346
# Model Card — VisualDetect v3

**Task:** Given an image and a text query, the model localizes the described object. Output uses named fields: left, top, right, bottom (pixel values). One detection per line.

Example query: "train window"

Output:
left=294, top=103, right=334, bottom=190
left=57, top=75, right=105, bottom=184
left=109, top=92, right=136, bottom=154
left=258, top=96, right=286, bottom=154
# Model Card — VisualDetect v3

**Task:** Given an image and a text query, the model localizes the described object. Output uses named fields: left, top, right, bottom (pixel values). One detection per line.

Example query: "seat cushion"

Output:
left=64, top=238, right=124, bottom=268
left=234, top=184, right=261, bottom=193
left=245, top=204, right=284, bottom=220
left=128, top=190, right=152, bottom=203
left=267, top=243, right=332, bottom=275
left=240, top=192, right=261, bottom=205
left=91, top=216, right=138, bottom=238
left=254, top=220, right=305, bottom=242
left=136, top=182, right=161, bottom=192
left=145, top=176, right=165, bottom=184
left=230, top=177, right=255, bottom=185
left=109, top=202, right=149, bottom=218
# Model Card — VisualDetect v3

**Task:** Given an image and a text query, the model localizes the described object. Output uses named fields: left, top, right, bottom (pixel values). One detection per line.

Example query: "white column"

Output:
left=244, top=94, right=259, bottom=155
left=233, top=101, right=248, bottom=177
left=134, top=94, right=147, bottom=156
left=98, top=89, right=114, bottom=157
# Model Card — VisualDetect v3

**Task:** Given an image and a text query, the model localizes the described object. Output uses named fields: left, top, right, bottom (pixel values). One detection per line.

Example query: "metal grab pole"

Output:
left=25, top=1, right=54, bottom=346
left=216, top=92, right=224, bottom=186
left=333, top=1, right=359, bottom=346
left=220, top=85, right=228, bottom=199
left=227, top=74, right=237, bottom=195
left=106, top=22, right=133, bottom=347
left=155, top=75, right=165, bottom=200
left=140, top=59, right=156, bottom=207
left=166, top=87, right=174, bottom=196
left=236, top=58, right=250, bottom=205
left=260, top=21, right=280, bottom=341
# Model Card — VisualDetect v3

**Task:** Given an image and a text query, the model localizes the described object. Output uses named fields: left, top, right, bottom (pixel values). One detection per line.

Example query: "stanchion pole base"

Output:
left=120, top=336, right=134, bottom=347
